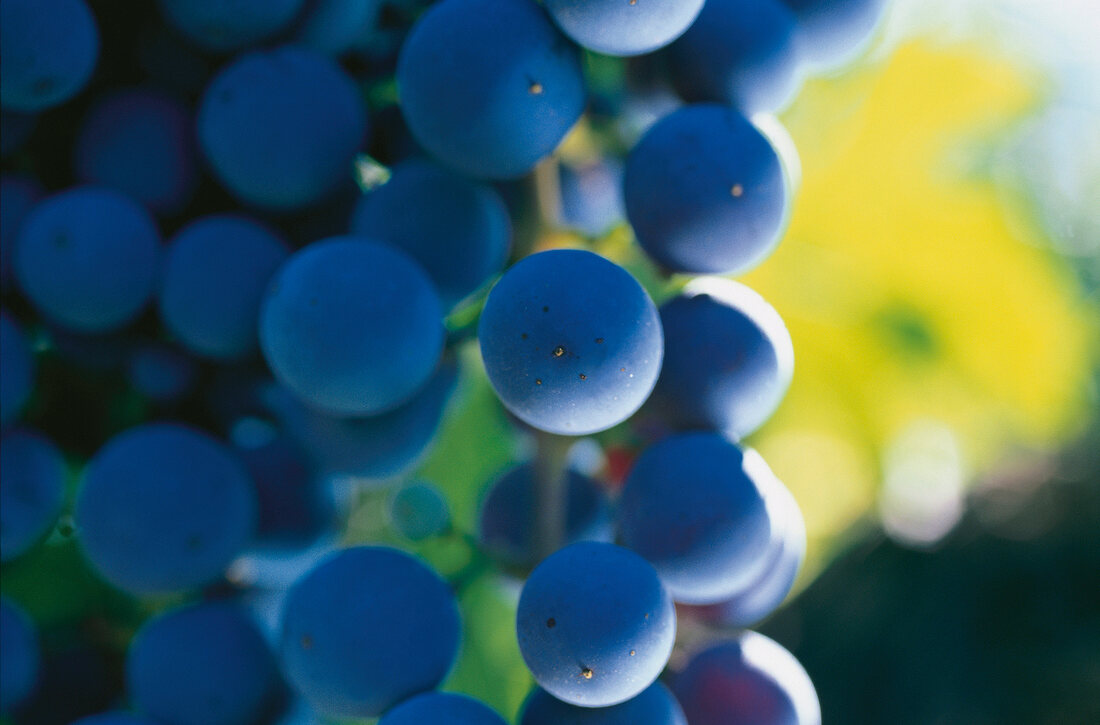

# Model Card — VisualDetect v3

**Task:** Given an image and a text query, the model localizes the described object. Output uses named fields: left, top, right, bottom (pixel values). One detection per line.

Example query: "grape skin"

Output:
left=0, top=0, right=99, bottom=112
left=543, top=0, right=705, bottom=57
left=379, top=692, right=507, bottom=725
left=519, top=681, right=687, bottom=725
left=157, top=0, right=305, bottom=53
left=0, top=596, right=38, bottom=714
left=0, top=429, right=66, bottom=563
left=516, top=542, right=677, bottom=707
left=478, top=249, right=663, bottom=436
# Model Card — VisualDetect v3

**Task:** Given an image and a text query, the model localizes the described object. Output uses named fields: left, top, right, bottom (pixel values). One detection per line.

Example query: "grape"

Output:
left=673, top=632, right=821, bottom=725
left=379, top=692, right=507, bottom=725
left=396, top=0, right=585, bottom=179
left=262, top=358, right=458, bottom=481
left=0, top=597, right=39, bottom=714
left=649, top=278, right=794, bottom=439
left=259, top=237, right=444, bottom=417
left=74, top=423, right=256, bottom=594
left=543, top=0, right=704, bottom=57
left=390, top=482, right=451, bottom=541
left=1, top=112, right=37, bottom=157
left=0, top=429, right=66, bottom=562
left=160, top=214, right=289, bottom=360
left=14, top=187, right=161, bottom=334
left=618, top=434, right=775, bottom=604
left=0, top=0, right=99, bottom=112
left=478, top=249, right=663, bottom=436
left=197, top=46, right=367, bottom=210
left=1, top=174, right=43, bottom=291
left=623, top=105, right=788, bottom=275
left=71, top=714, right=160, bottom=725
left=350, top=159, right=512, bottom=308
left=665, top=0, right=802, bottom=115
left=126, top=343, right=197, bottom=403
left=516, top=541, right=676, bottom=707
left=781, top=0, right=887, bottom=70
left=478, top=463, right=611, bottom=571
left=156, top=0, right=305, bottom=53
left=279, top=546, right=461, bottom=717
left=74, top=88, right=198, bottom=215
left=293, top=0, right=382, bottom=57
left=559, top=158, right=625, bottom=238
left=0, top=311, right=35, bottom=427
left=520, top=680, right=687, bottom=725
left=127, top=603, right=281, bottom=725
left=691, top=475, right=806, bottom=628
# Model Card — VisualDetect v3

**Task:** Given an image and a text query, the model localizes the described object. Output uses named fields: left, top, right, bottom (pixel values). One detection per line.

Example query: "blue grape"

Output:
left=263, top=358, right=457, bottom=481
left=650, top=278, right=794, bottom=439
left=157, top=0, right=305, bottom=52
left=0, top=597, right=38, bottom=714
left=74, top=88, right=198, bottom=215
left=782, top=0, right=887, bottom=70
left=259, top=237, right=444, bottom=417
left=0, top=0, right=99, bottom=112
left=14, top=187, right=161, bottom=334
left=1, top=174, right=43, bottom=291
left=71, top=714, right=160, bottom=725
left=666, top=0, right=802, bottom=115
left=672, top=632, right=820, bottom=725
left=520, top=681, right=687, bottom=725
left=0, top=429, right=66, bottom=562
left=349, top=159, right=511, bottom=308
left=126, top=343, right=197, bottom=403
left=198, top=46, right=367, bottom=210
left=618, top=434, right=775, bottom=604
left=75, top=423, right=256, bottom=594
left=294, top=0, right=382, bottom=56
left=390, top=482, right=451, bottom=541
left=231, top=420, right=335, bottom=548
left=160, top=214, right=289, bottom=360
left=127, top=603, right=281, bottom=725
left=692, top=474, right=806, bottom=628
left=478, top=463, right=611, bottom=570
left=396, top=0, right=585, bottom=179
left=279, top=546, right=461, bottom=717
left=516, top=541, right=676, bottom=707
left=1, top=112, right=37, bottom=157
left=478, top=249, right=663, bottom=436
left=623, top=105, right=788, bottom=275
left=559, top=159, right=625, bottom=238
left=544, top=0, right=704, bottom=57
left=0, top=311, right=35, bottom=427
left=379, top=692, right=507, bottom=725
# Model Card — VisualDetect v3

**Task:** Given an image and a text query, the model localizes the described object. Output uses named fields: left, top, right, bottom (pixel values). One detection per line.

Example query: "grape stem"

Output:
left=534, top=431, right=573, bottom=561
left=533, top=156, right=563, bottom=228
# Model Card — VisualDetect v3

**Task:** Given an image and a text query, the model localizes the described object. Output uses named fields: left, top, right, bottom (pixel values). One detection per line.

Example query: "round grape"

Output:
left=781, top=0, right=887, bottom=70
left=157, top=0, right=305, bottom=52
left=0, top=311, right=35, bottom=427
left=0, top=597, right=38, bottom=714
left=650, top=278, right=794, bottom=439
left=673, top=632, right=821, bottom=725
left=397, top=0, right=585, bottom=179
left=0, top=0, right=99, bottom=112
left=279, top=546, right=461, bottom=717
left=516, top=541, right=676, bottom=707
left=379, top=692, right=507, bottom=725
left=14, top=187, right=161, bottom=333
left=350, top=159, right=511, bottom=308
left=618, top=434, right=775, bottom=604
left=478, top=249, right=663, bottom=436
left=520, top=680, right=687, bottom=725
left=1, top=174, right=43, bottom=291
left=75, top=423, right=256, bottom=594
left=259, top=237, right=444, bottom=417
left=623, top=105, right=788, bottom=275
left=666, top=0, right=801, bottom=115
left=160, top=214, right=289, bottom=360
left=198, top=46, right=366, bottom=210
left=127, top=603, right=280, bottom=725
left=544, top=0, right=704, bottom=57
left=74, top=87, right=197, bottom=215
left=0, top=429, right=66, bottom=562
left=293, top=0, right=382, bottom=57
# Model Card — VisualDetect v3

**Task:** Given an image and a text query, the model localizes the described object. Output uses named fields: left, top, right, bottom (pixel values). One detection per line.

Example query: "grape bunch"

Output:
left=0, top=0, right=888, bottom=723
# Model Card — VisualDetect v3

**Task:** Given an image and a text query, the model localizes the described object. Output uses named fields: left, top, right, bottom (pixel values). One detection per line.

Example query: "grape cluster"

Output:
left=1, top=0, right=887, bottom=723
